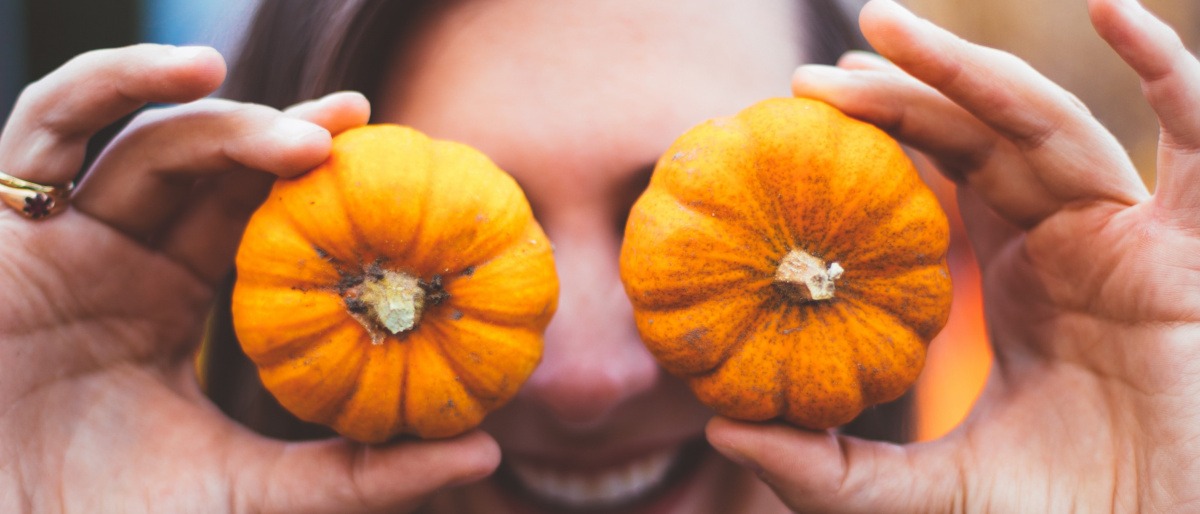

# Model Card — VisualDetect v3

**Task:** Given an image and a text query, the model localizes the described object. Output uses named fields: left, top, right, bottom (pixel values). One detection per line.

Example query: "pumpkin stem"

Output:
left=774, top=249, right=844, bottom=303
left=346, top=268, right=427, bottom=343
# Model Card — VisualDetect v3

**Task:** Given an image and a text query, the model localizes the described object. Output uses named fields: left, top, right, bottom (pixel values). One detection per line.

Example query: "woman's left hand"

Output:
left=708, top=0, right=1200, bottom=511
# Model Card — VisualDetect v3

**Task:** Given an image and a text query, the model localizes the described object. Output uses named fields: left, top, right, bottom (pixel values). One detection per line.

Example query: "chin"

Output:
left=428, top=438, right=779, bottom=514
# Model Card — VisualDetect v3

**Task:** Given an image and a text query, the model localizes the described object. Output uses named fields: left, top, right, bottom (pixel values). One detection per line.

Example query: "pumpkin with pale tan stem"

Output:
left=232, top=124, right=558, bottom=443
left=620, top=97, right=952, bottom=429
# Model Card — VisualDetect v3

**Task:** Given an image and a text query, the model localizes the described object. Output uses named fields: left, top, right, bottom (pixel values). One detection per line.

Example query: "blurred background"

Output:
left=0, top=0, right=254, bottom=123
left=1, top=0, right=1195, bottom=442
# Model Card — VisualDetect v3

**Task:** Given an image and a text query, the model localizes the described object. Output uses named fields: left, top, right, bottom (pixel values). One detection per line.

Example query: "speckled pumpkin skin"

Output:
left=620, top=98, right=952, bottom=429
left=232, top=124, right=558, bottom=443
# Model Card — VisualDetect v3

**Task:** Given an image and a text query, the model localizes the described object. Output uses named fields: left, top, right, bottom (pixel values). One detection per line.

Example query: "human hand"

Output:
left=707, top=0, right=1200, bottom=511
left=0, top=45, right=498, bottom=513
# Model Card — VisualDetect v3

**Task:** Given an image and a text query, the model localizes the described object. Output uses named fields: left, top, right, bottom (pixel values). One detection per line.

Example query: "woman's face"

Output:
left=377, top=0, right=805, bottom=512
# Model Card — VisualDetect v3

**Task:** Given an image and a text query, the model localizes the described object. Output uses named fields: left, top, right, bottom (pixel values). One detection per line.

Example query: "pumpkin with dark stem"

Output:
left=232, top=124, right=558, bottom=442
left=620, top=97, right=952, bottom=429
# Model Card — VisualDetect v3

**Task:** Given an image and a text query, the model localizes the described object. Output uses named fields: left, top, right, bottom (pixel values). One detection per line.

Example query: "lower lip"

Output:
left=492, top=439, right=711, bottom=514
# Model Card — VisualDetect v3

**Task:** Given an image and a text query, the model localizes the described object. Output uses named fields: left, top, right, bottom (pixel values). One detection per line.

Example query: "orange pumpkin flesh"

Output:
left=620, top=98, right=952, bottom=429
left=232, top=124, right=558, bottom=442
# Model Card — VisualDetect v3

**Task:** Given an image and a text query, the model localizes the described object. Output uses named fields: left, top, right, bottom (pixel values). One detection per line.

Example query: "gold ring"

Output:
left=0, top=170, right=73, bottom=220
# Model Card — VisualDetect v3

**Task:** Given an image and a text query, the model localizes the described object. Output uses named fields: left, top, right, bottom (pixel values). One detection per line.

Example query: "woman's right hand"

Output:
left=0, top=44, right=498, bottom=513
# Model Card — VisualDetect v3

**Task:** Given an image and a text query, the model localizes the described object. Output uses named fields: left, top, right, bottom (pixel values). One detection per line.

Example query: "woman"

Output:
left=211, top=1, right=890, bottom=512
left=2, top=0, right=1198, bottom=512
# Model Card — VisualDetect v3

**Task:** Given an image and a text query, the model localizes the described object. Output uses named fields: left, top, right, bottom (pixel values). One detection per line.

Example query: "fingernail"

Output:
left=796, top=64, right=850, bottom=79
left=1121, top=0, right=1148, bottom=12
left=710, top=441, right=765, bottom=477
left=322, top=90, right=368, bottom=102
left=842, top=49, right=890, bottom=63
left=448, top=466, right=496, bottom=488
left=172, top=45, right=215, bottom=60
left=273, top=118, right=329, bottom=143
left=868, top=0, right=922, bottom=24
left=793, top=64, right=854, bottom=94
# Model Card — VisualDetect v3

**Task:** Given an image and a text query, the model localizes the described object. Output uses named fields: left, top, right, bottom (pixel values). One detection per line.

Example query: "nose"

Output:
left=521, top=223, right=660, bottom=428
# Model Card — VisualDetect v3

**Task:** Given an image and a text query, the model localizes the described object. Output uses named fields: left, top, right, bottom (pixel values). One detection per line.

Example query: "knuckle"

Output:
left=109, top=99, right=284, bottom=158
left=11, top=82, right=85, bottom=143
left=127, top=99, right=274, bottom=130
left=8, top=46, right=164, bottom=139
left=71, top=43, right=167, bottom=68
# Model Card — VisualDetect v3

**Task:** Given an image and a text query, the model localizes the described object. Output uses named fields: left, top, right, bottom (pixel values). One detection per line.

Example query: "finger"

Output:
left=836, top=49, right=900, bottom=72
left=1089, top=0, right=1200, bottom=211
left=795, top=61, right=1053, bottom=232
left=794, top=63, right=1023, bottom=267
left=283, top=91, right=373, bottom=136
left=707, top=417, right=960, bottom=514
left=793, top=61, right=997, bottom=181
left=235, top=431, right=500, bottom=514
left=858, top=0, right=1148, bottom=225
left=158, top=92, right=371, bottom=283
left=72, top=98, right=332, bottom=240
left=0, top=44, right=226, bottom=185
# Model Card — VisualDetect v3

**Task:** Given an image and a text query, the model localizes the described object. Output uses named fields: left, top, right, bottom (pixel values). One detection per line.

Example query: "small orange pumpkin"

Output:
left=620, top=98, right=952, bottom=429
left=232, top=124, right=558, bottom=442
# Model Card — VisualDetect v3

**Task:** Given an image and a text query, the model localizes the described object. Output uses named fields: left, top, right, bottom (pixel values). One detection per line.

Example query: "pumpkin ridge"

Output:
left=258, top=325, right=370, bottom=425
left=748, top=117, right=835, bottom=257
left=645, top=183, right=767, bottom=247
left=331, top=342, right=406, bottom=442
left=845, top=302, right=925, bottom=405
left=422, top=320, right=504, bottom=405
left=662, top=177, right=776, bottom=246
left=828, top=304, right=878, bottom=407
left=400, top=143, right=434, bottom=272
left=842, top=195, right=949, bottom=273
left=393, top=342, right=411, bottom=435
left=445, top=255, right=557, bottom=327
left=403, top=139, right=525, bottom=273
left=694, top=296, right=773, bottom=379
left=847, top=298, right=926, bottom=365
left=744, top=158, right=794, bottom=261
left=844, top=264, right=952, bottom=339
left=272, top=164, right=360, bottom=266
left=656, top=118, right=772, bottom=236
left=451, top=300, right=537, bottom=328
left=741, top=102, right=816, bottom=257
left=622, top=193, right=775, bottom=310
left=232, top=199, right=345, bottom=290
left=630, top=273, right=770, bottom=312
left=261, top=190, right=331, bottom=274
left=244, top=320, right=347, bottom=368
left=812, top=126, right=872, bottom=256
left=799, top=308, right=869, bottom=427
left=316, top=353, right=366, bottom=428
left=328, top=153, right=382, bottom=269
left=776, top=315, right=793, bottom=418
left=818, top=153, right=922, bottom=263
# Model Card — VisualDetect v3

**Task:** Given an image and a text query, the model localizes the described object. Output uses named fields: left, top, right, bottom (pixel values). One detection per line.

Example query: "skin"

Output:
left=0, top=0, right=1198, bottom=513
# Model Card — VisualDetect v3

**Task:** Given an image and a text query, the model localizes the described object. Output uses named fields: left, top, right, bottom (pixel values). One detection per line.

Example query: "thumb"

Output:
left=232, top=429, right=500, bottom=514
left=706, top=417, right=961, bottom=513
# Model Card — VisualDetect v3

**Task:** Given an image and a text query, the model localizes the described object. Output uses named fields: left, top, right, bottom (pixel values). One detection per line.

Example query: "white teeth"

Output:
left=508, top=447, right=679, bottom=509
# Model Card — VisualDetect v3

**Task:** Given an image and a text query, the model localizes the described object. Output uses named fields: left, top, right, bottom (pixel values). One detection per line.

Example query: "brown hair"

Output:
left=223, top=0, right=871, bottom=108
left=207, top=0, right=909, bottom=442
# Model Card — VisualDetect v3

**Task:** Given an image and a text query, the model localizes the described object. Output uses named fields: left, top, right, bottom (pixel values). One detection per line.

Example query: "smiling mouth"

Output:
left=497, top=439, right=707, bottom=511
